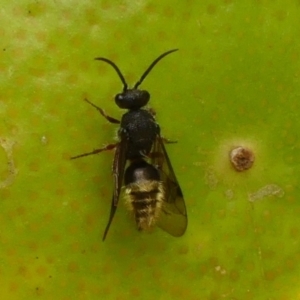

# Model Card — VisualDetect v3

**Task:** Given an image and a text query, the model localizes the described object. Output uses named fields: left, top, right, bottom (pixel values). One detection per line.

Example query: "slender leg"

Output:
left=70, top=143, right=117, bottom=159
left=160, top=137, right=177, bottom=144
left=84, top=98, right=120, bottom=124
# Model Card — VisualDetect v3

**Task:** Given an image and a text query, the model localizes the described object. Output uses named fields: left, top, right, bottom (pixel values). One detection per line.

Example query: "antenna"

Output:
left=134, top=49, right=178, bottom=89
left=95, top=49, right=178, bottom=91
left=95, top=57, right=128, bottom=92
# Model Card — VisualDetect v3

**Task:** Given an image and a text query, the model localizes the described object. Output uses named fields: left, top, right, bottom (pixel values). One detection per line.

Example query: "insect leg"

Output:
left=160, top=137, right=177, bottom=144
left=70, top=143, right=117, bottom=159
left=84, top=98, right=120, bottom=124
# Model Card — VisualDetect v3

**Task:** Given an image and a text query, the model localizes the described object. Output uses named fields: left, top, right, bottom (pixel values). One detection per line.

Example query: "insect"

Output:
left=71, top=49, right=187, bottom=241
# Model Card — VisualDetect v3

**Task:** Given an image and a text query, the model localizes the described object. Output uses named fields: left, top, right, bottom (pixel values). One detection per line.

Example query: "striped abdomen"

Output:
left=124, top=181, right=164, bottom=231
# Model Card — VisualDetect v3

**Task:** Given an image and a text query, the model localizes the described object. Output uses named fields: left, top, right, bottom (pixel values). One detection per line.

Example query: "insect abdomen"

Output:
left=125, top=181, right=164, bottom=231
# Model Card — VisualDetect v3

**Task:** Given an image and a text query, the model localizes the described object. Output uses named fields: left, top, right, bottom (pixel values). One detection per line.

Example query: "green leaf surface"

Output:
left=1, top=1, right=300, bottom=299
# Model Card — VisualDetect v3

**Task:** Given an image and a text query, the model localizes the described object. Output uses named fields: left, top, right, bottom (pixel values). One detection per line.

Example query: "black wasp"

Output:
left=71, top=49, right=187, bottom=241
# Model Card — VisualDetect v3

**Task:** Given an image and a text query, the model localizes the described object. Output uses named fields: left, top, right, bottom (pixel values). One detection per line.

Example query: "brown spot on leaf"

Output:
left=230, top=146, right=254, bottom=171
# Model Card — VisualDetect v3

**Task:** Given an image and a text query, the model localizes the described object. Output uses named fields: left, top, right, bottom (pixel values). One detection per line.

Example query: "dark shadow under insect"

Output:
left=71, top=49, right=187, bottom=241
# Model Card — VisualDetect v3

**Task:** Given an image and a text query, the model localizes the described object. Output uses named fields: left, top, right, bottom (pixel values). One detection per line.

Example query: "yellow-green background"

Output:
left=1, top=1, right=300, bottom=299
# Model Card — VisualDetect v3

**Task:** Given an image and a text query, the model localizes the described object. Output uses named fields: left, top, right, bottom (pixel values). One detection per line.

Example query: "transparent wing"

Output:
left=151, top=136, right=188, bottom=236
left=102, top=131, right=128, bottom=241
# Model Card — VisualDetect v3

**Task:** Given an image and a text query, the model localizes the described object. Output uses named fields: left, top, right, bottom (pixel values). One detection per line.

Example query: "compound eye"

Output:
left=115, top=93, right=125, bottom=108
left=140, top=91, right=150, bottom=105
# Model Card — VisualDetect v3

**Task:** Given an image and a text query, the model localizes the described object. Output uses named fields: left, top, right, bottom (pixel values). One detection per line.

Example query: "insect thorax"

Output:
left=120, top=109, right=159, bottom=159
